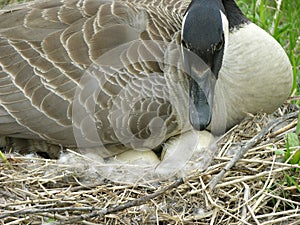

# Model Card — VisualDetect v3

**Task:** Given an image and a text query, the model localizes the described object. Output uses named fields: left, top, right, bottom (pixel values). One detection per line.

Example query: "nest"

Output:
left=0, top=1, right=299, bottom=223
left=1, top=106, right=300, bottom=225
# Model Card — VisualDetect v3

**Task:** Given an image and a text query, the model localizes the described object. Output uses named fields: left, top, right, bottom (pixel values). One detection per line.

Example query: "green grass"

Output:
left=238, top=1, right=300, bottom=196
left=237, top=0, right=300, bottom=96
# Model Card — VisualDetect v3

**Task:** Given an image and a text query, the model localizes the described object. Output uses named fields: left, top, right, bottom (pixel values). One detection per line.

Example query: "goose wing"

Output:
left=0, top=0, right=189, bottom=150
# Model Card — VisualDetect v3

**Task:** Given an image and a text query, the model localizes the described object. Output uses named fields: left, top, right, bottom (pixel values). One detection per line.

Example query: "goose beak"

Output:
left=181, top=0, right=227, bottom=131
left=189, top=70, right=216, bottom=131
left=183, top=49, right=217, bottom=130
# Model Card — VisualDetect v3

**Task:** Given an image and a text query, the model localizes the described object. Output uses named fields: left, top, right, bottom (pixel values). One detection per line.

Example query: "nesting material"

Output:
left=1, top=108, right=300, bottom=224
left=48, top=130, right=216, bottom=184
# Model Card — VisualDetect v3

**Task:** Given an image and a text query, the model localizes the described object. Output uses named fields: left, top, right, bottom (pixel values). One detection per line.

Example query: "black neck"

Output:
left=222, top=0, right=249, bottom=30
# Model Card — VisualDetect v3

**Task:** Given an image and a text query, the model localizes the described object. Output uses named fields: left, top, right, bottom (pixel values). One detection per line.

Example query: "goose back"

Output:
left=0, top=0, right=191, bottom=152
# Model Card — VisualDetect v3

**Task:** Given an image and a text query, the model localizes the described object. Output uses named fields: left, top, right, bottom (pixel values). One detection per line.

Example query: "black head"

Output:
left=182, top=0, right=226, bottom=77
left=181, top=0, right=248, bottom=131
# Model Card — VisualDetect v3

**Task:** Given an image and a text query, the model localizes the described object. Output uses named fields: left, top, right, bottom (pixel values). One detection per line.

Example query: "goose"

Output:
left=0, top=0, right=292, bottom=169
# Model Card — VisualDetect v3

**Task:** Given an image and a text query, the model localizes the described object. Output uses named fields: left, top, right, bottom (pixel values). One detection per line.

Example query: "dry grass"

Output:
left=0, top=0, right=299, bottom=224
left=1, top=106, right=300, bottom=225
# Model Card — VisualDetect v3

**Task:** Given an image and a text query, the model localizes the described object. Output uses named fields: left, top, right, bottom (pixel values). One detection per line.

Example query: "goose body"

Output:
left=0, top=0, right=293, bottom=158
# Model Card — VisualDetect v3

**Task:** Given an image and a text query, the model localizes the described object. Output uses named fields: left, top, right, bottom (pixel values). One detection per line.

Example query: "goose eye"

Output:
left=215, top=35, right=224, bottom=51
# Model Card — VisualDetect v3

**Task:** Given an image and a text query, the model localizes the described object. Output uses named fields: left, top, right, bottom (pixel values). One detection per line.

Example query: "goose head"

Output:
left=181, top=0, right=229, bottom=131
left=181, top=0, right=292, bottom=133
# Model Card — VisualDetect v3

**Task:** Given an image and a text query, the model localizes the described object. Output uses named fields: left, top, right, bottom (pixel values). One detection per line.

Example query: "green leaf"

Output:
left=286, top=133, right=299, bottom=147
left=285, top=133, right=300, bottom=164
left=285, top=173, right=300, bottom=193
left=291, top=150, right=300, bottom=165
left=275, top=149, right=285, bottom=155
left=0, top=150, right=13, bottom=169
left=296, top=112, right=300, bottom=135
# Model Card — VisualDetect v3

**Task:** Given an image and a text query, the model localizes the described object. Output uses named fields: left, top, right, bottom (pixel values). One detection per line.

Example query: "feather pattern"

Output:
left=0, top=0, right=190, bottom=154
left=0, top=0, right=293, bottom=157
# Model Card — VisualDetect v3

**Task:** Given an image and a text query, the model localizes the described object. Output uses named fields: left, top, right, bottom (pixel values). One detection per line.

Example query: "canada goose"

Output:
left=0, top=0, right=292, bottom=161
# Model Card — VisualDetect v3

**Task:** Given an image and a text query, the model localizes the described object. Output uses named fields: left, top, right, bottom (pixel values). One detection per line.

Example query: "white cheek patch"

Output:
left=220, top=10, right=229, bottom=55
left=181, top=10, right=189, bottom=40
left=181, top=10, right=190, bottom=66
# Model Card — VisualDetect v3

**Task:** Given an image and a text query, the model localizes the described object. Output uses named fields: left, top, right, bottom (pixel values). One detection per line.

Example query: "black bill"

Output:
left=182, top=48, right=217, bottom=131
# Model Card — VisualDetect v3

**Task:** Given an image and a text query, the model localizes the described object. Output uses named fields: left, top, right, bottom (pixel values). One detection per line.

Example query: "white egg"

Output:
left=157, top=130, right=215, bottom=177
left=112, top=149, right=160, bottom=166
left=161, top=130, right=213, bottom=160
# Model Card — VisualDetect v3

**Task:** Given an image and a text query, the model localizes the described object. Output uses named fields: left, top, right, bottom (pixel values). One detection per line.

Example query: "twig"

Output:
left=261, top=214, right=300, bottom=225
left=268, top=119, right=297, bottom=137
left=63, top=178, right=184, bottom=224
left=205, top=188, right=253, bottom=225
left=255, top=208, right=300, bottom=219
left=209, top=111, right=298, bottom=190
left=241, top=182, right=249, bottom=221
left=264, top=192, right=300, bottom=207
left=0, top=207, right=97, bottom=219
left=0, top=178, right=184, bottom=223
left=214, top=166, right=291, bottom=189
left=214, top=156, right=300, bottom=169
left=247, top=202, right=261, bottom=225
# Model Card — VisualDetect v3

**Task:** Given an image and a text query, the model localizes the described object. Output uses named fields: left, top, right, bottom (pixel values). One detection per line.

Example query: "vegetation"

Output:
left=237, top=0, right=299, bottom=95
